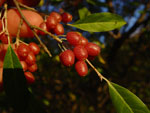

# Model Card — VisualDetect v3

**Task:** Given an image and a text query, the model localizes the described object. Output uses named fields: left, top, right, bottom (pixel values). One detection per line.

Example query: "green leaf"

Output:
left=69, top=12, right=126, bottom=32
left=78, top=7, right=91, bottom=20
left=108, top=82, right=150, bottom=113
left=3, top=45, right=29, bottom=112
left=3, top=45, right=47, bottom=113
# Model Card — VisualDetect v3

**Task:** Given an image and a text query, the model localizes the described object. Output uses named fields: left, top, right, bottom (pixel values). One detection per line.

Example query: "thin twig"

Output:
left=16, top=19, right=23, bottom=46
left=32, top=30, right=52, bottom=57
left=4, top=4, right=11, bottom=45
left=85, top=59, right=108, bottom=82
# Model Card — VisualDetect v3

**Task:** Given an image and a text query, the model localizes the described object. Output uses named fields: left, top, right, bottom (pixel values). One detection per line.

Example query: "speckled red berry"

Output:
left=66, top=32, right=81, bottom=46
left=59, top=50, right=75, bottom=66
left=28, top=63, right=38, bottom=72
left=24, top=72, right=35, bottom=84
left=29, top=42, right=40, bottom=55
left=0, top=33, right=12, bottom=44
left=25, top=52, right=36, bottom=65
left=54, top=23, right=64, bottom=35
left=20, top=61, right=28, bottom=71
left=75, top=61, right=88, bottom=77
left=73, top=45, right=88, bottom=60
left=79, top=36, right=88, bottom=46
left=50, top=12, right=62, bottom=23
left=61, top=12, right=72, bottom=23
left=39, top=22, right=48, bottom=35
left=17, top=43, right=30, bottom=59
left=46, top=16, right=58, bottom=30
left=85, top=43, right=100, bottom=56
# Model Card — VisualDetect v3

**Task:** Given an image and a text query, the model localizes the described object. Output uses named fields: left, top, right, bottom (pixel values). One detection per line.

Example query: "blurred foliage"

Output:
left=0, top=0, right=150, bottom=113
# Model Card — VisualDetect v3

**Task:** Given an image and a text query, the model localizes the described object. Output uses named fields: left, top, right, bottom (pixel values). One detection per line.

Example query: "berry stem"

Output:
left=4, top=4, right=11, bottom=45
left=16, top=19, right=23, bottom=46
left=85, top=59, right=108, bottom=82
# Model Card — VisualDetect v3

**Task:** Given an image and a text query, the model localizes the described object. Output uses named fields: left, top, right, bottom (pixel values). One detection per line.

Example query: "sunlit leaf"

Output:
left=69, top=12, right=126, bottom=32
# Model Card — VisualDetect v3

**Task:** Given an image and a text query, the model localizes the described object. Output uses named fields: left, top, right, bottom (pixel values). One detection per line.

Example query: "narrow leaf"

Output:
left=78, top=7, right=91, bottom=19
left=69, top=12, right=126, bottom=32
left=108, top=82, right=150, bottom=113
left=3, top=46, right=47, bottom=113
left=3, top=45, right=29, bottom=112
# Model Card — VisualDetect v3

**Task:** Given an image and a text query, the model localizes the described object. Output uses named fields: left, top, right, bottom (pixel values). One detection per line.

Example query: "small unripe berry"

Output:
left=25, top=52, right=36, bottom=65
left=59, top=50, right=75, bottom=66
left=66, top=32, right=81, bottom=46
left=17, top=43, right=30, bottom=59
left=20, top=61, right=28, bottom=71
left=50, top=12, right=62, bottom=23
left=85, top=43, right=100, bottom=56
left=73, top=45, right=88, bottom=60
left=39, top=22, right=48, bottom=35
left=46, top=16, right=58, bottom=30
left=28, top=63, right=38, bottom=72
left=54, top=23, right=64, bottom=35
left=75, top=61, right=88, bottom=77
left=29, top=42, right=40, bottom=55
left=61, top=12, right=72, bottom=23
left=24, top=72, right=35, bottom=84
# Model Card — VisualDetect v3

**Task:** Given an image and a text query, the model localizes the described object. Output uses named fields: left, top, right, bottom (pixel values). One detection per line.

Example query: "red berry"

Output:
left=61, top=12, right=72, bottom=23
left=79, top=36, right=88, bottom=46
left=0, top=20, right=2, bottom=31
left=39, top=22, right=48, bottom=35
left=29, top=42, right=40, bottom=55
left=0, top=60, right=3, bottom=68
left=28, top=63, right=37, bottom=72
left=50, top=12, right=62, bottom=23
left=85, top=43, right=100, bottom=56
left=46, top=16, right=58, bottom=30
left=75, top=61, right=88, bottom=77
left=17, top=43, right=30, bottom=59
left=0, top=33, right=12, bottom=44
left=24, top=72, right=35, bottom=84
left=25, top=52, right=36, bottom=65
left=54, top=23, right=64, bottom=35
left=66, top=32, right=81, bottom=46
left=73, top=45, right=88, bottom=60
left=59, top=50, right=75, bottom=66
left=20, top=61, right=28, bottom=71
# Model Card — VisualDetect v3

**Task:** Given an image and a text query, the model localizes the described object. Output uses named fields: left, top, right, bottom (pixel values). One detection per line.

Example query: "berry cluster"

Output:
left=0, top=42, right=40, bottom=88
left=59, top=32, right=100, bottom=76
left=39, top=12, right=72, bottom=36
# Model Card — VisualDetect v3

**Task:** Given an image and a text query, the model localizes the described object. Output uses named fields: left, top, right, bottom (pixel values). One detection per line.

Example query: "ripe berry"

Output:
left=73, top=45, right=88, bottom=60
left=85, top=43, right=100, bottom=56
left=46, top=16, right=58, bottom=30
left=59, top=50, right=75, bottom=67
left=20, top=61, right=28, bottom=71
left=39, top=22, right=48, bottom=35
left=29, top=42, right=40, bottom=55
left=61, top=12, right=72, bottom=23
left=54, top=23, right=64, bottom=35
left=0, top=20, right=2, bottom=31
left=25, top=52, right=36, bottom=65
left=50, top=12, right=62, bottom=23
left=0, top=34, right=12, bottom=44
left=79, top=36, right=88, bottom=46
left=28, top=63, right=38, bottom=72
left=75, top=61, right=88, bottom=77
left=17, top=43, right=30, bottom=59
left=24, top=72, right=35, bottom=84
left=66, top=32, right=81, bottom=46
